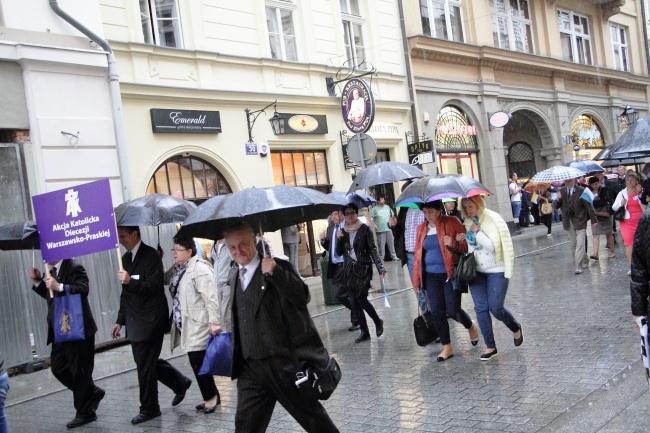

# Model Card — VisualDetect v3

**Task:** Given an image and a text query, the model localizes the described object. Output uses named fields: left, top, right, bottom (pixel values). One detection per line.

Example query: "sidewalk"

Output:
left=6, top=223, right=648, bottom=432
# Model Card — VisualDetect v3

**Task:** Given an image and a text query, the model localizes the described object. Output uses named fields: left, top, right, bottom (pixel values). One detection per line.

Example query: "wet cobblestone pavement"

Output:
left=6, top=224, right=649, bottom=432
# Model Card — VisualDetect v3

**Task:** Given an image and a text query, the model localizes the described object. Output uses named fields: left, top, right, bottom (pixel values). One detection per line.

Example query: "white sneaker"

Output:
left=575, top=269, right=583, bottom=274
left=546, top=233, right=552, bottom=237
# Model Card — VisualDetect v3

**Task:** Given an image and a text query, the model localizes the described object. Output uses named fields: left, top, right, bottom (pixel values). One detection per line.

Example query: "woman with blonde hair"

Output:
left=612, top=172, right=647, bottom=273
left=459, top=196, right=522, bottom=361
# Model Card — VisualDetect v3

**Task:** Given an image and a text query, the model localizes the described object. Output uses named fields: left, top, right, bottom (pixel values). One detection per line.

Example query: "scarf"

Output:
left=343, top=219, right=363, bottom=233
left=464, top=217, right=481, bottom=250
left=169, top=261, right=188, bottom=332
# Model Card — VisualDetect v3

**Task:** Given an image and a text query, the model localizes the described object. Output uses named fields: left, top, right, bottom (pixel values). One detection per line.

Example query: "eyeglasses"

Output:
left=343, top=211, right=357, bottom=216
left=171, top=247, right=188, bottom=252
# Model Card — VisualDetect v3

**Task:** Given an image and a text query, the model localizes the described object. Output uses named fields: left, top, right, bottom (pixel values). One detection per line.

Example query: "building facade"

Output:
left=402, top=0, right=650, bottom=220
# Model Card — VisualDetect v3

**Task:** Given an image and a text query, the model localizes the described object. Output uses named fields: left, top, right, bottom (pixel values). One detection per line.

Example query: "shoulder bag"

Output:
left=540, top=202, right=553, bottom=215
left=413, top=294, right=438, bottom=347
left=613, top=206, right=626, bottom=222
left=454, top=252, right=477, bottom=285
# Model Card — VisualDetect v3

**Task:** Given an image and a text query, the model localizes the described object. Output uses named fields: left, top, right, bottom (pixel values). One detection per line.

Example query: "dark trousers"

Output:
left=51, top=334, right=100, bottom=417
left=331, top=262, right=357, bottom=325
left=235, top=358, right=339, bottom=433
left=540, top=213, right=552, bottom=234
left=187, top=350, right=219, bottom=402
left=348, top=291, right=381, bottom=333
left=424, top=273, right=473, bottom=345
left=131, top=336, right=188, bottom=415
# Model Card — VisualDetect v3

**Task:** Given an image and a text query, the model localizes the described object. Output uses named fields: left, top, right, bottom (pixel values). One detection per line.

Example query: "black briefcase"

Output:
left=413, top=310, right=438, bottom=347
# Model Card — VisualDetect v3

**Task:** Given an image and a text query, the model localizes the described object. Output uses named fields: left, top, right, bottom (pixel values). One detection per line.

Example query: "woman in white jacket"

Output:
left=167, top=237, right=221, bottom=414
left=612, top=172, right=647, bottom=271
left=459, top=196, right=522, bottom=361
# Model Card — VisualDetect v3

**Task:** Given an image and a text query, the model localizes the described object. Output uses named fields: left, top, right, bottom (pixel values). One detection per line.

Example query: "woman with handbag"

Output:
left=336, top=203, right=386, bottom=343
left=537, top=185, right=553, bottom=237
left=166, top=237, right=222, bottom=413
left=612, top=172, right=647, bottom=273
left=587, top=176, right=615, bottom=260
left=459, top=196, right=522, bottom=361
left=412, top=200, right=479, bottom=362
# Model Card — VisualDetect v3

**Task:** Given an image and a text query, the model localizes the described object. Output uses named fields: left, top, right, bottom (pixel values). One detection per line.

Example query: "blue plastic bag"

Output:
left=53, top=286, right=85, bottom=343
left=198, top=332, right=233, bottom=377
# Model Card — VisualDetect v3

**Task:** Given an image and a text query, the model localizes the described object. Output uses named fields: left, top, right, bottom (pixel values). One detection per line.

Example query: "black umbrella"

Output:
left=601, top=157, right=650, bottom=168
left=115, top=193, right=198, bottom=226
left=0, top=220, right=39, bottom=250
left=177, top=185, right=342, bottom=240
left=347, top=161, right=426, bottom=193
left=563, top=160, right=604, bottom=174
left=594, top=117, right=650, bottom=161
left=327, top=191, right=377, bottom=208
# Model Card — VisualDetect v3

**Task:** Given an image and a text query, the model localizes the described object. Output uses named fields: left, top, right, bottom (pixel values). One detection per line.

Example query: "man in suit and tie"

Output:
left=112, top=226, right=191, bottom=424
left=225, top=222, right=339, bottom=433
left=28, top=259, right=104, bottom=429
left=554, top=178, right=598, bottom=274
left=320, top=210, right=358, bottom=331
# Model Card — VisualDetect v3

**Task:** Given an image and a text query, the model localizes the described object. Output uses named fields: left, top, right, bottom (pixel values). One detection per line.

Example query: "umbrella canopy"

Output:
left=523, top=182, right=552, bottom=193
left=395, top=175, right=492, bottom=208
left=347, top=161, right=425, bottom=193
left=115, top=193, right=198, bottom=226
left=0, top=220, right=40, bottom=250
left=327, top=191, right=376, bottom=208
left=530, top=166, right=585, bottom=183
left=177, top=185, right=342, bottom=240
left=607, top=117, right=650, bottom=160
left=563, top=160, right=604, bottom=174
left=600, top=157, right=650, bottom=168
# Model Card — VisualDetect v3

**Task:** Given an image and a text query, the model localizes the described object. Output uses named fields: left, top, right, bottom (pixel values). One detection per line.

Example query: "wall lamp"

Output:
left=244, top=100, right=285, bottom=143
left=617, top=105, right=639, bottom=127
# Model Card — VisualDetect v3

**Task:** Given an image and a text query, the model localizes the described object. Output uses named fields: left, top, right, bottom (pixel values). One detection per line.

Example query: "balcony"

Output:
left=547, top=0, right=625, bottom=20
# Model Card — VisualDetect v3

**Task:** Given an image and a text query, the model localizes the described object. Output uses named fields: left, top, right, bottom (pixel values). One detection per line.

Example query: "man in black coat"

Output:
left=225, top=222, right=339, bottom=433
left=29, top=259, right=104, bottom=429
left=112, top=226, right=191, bottom=424
left=320, top=210, right=358, bottom=331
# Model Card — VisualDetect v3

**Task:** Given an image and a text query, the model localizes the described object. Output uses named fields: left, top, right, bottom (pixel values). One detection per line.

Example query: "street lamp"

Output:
left=269, top=107, right=285, bottom=135
left=571, top=131, right=581, bottom=160
left=245, top=100, right=278, bottom=143
left=617, top=105, right=639, bottom=127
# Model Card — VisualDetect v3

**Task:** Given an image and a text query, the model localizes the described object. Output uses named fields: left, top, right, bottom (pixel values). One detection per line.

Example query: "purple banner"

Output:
left=32, top=178, right=118, bottom=263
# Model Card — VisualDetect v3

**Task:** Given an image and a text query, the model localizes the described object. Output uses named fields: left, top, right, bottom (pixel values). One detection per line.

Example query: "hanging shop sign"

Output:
left=279, top=114, right=328, bottom=134
left=341, top=78, right=375, bottom=134
left=150, top=109, right=222, bottom=134
left=488, top=111, right=511, bottom=129
left=408, top=140, right=434, bottom=166
left=436, top=124, right=477, bottom=136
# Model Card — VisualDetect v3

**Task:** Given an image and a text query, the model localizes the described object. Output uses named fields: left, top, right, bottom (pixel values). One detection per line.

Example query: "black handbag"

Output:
left=613, top=206, right=626, bottom=222
left=454, top=252, right=477, bottom=284
left=294, top=357, right=342, bottom=401
left=413, top=294, right=438, bottom=347
left=343, top=255, right=371, bottom=296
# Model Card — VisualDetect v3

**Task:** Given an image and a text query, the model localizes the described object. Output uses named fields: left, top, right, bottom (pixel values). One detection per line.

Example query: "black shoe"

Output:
left=195, top=403, right=205, bottom=411
left=347, top=324, right=360, bottom=332
left=480, top=348, right=498, bottom=361
left=376, top=319, right=384, bottom=337
left=131, top=411, right=161, bottom=424
left=514, top=327, right=524, bottom=347
left=66, top=414, right=97, bottom=429
left=92, top=387, right=105, bottom=411
left=203, top=405, right=218, bottom=414
left=172, top=378, right=192, bottom=406
left=355, top=332, right=371, bottom=343
left=436, top=353, right=454, bottom=362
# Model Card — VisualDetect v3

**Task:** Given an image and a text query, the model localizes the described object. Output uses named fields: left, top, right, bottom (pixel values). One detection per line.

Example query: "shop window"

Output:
left=420, top=0, right=464, bottom=43
left=572, top=115, right=606, bottom=160
left=140, top=0, right=183, bottom=48
left=508, top=142, right=536, bottom=180
left=146, top=155, right=231, bottom=204
left=266, top=2, right=298, bottom=61
left=341, top=0, right=366, bottom=69
left=0, top=141, right=31, bottom=224
left=558, top=9, right=592, bottom=65
left=490, top=0, right=533, bottom=54
left=271, top=150, right=330, bottom=188
left=438, top=153, right=479, bottom=180
left=435, top=106, right=478, bottom=151
left=610, top=24, right=630, bottom=72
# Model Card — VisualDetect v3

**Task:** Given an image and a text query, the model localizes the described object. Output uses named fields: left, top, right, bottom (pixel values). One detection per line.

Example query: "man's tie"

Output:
left=124, top=251, right=133, bottom=269
left=50, top=266, right=58, bottom=280
left=240, top=267, right=247, bottom=291
left=567, top=188, right=572, bottom=198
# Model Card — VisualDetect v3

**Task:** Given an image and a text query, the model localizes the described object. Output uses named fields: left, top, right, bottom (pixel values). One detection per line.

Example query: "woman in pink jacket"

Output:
left=412, top=200, right=479, bottom=362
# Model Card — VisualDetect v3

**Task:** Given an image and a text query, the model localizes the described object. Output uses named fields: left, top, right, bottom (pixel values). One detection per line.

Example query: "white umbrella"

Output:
left=529, top=166, right=585, bottom=183
left=636, top=316, right=650, bottom=387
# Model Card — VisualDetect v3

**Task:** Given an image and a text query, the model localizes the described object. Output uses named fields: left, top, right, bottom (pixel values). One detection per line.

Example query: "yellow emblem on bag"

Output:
left=59, top=309, right=71, bottom=335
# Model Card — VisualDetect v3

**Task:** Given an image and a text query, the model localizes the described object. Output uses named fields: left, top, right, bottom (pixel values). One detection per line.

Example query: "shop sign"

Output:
left=489, top=111, right=511, bottom=128
left=150, top=109, right=222, bottom=134
left=368, top=123, right=400, bottom=137
left=436, top=125, right=477, bottom=136
left=280, top=114, right=328, bottom=134
left=341, top=78, right=375, bottom=134
left=408, top=140, right=434, bottom=166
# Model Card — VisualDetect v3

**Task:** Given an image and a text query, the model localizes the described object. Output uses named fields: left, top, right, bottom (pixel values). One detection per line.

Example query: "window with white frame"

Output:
left=265, top=3, right=297, bottom=61
left=139, top=0, right=182, bottom=48
left=490, top=0, right=533, bottom=54
left=610, top=24, right=630, bottom=72
left=558, top=10, right=592, bottom=65
left=341, top=0, right=366, bottom=69
left=419, top=0, right=464, bottom=43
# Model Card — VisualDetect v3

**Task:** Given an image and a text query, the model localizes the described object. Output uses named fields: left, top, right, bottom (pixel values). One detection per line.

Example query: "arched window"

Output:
left=146, top=155, right=231, bottom=204
left=572, top=115, right=604, bottom=149
left=435, top=106, right=478, bottom=151
left=508, top=142, right=536, bottom=179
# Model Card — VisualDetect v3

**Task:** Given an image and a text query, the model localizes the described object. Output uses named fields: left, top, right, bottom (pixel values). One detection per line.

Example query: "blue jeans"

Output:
left=468, top=272, right=520, bottom=349
left=283, top=242, right=299, bottom=274
left=407, top=252, right=428, bottom=313
left=0, top=372, right=9, bottom=433
left=511, top=201, right=521, bottom=219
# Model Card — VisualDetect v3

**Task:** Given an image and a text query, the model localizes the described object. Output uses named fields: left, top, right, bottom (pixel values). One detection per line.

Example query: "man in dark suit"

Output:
left=29, top=259, right=104, bottom=429
left=112, top=226, right=191, bottom=424
left=320, top=210, right=358, bottom=331
left=554, top=178, right=598, bottom=274
left=225, top=222, right=339, bottom=433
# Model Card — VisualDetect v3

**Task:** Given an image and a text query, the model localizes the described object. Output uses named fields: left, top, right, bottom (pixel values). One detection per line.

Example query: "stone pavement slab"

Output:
left=6, top=224, right=649, bottom=432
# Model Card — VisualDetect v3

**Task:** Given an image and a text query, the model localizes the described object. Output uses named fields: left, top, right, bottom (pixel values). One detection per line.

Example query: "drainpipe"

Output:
left=397, top=0, right=419, bottom=139
left=49, top=0, right=132, bottom=201
left=640, top=0, right=650, bottom=75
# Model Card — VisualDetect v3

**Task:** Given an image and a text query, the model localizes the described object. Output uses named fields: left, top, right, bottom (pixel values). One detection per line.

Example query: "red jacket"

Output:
left=411, top=216, right=467, bottom=288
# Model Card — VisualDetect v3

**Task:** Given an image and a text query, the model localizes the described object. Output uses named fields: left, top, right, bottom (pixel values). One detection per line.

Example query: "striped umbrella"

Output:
left=529, top=166, right=585, bottom=183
